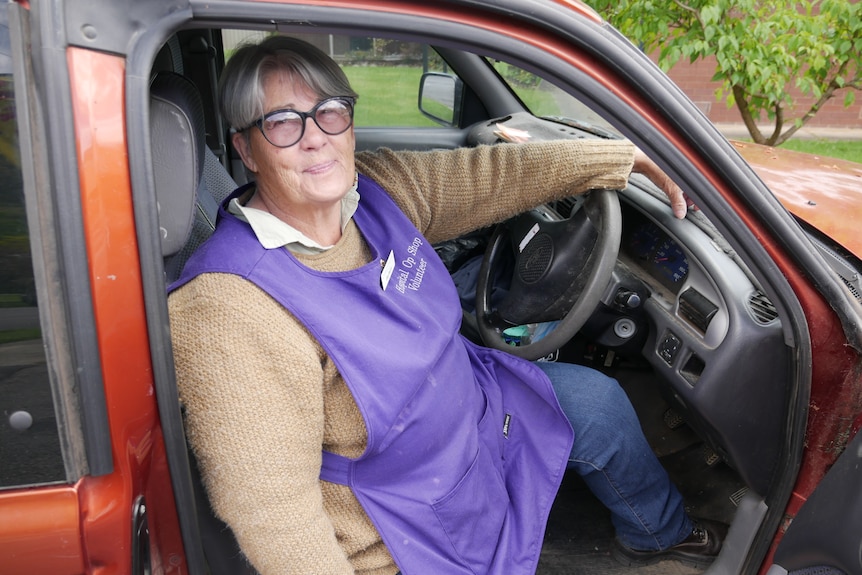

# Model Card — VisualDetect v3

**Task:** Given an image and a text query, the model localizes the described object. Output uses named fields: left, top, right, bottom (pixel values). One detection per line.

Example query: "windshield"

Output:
left=488, top=58, right=622, bottom=137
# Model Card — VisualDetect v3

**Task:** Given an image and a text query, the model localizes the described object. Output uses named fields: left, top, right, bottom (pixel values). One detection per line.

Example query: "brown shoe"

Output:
left=612, top=518, right=728, bottom=569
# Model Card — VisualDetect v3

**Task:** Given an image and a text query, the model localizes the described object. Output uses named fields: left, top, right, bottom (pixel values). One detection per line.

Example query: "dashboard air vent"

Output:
left=552, top=197, right=577, bottom=218
left=748, top=291, right=778, bottom=324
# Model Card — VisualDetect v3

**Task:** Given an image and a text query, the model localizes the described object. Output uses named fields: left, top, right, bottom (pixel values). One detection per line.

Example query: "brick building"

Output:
left=658, top=54, right=862, bottom=131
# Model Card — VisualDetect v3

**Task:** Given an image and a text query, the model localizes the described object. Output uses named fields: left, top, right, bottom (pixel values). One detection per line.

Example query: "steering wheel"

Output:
left=475, top=189, right=621, bottom=360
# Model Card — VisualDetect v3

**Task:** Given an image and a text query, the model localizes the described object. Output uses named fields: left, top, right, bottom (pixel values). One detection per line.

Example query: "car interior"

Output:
left=143, top=23, right=823, bottom=575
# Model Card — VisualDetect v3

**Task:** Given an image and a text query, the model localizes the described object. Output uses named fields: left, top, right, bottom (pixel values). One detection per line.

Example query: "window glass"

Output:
left=222, top=31, right=451, bottom=127
left=0, top=9, right=65, bottom=488
left=489, top=59, right=621, bottom=137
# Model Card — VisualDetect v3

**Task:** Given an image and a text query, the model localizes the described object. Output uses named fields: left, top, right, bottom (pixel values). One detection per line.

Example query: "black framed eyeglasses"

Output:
left=243, top=96, right=356, bottom=148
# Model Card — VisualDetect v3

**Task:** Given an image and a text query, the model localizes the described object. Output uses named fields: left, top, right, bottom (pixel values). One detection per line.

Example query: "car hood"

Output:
left=733, top=141, right=862, bottom=259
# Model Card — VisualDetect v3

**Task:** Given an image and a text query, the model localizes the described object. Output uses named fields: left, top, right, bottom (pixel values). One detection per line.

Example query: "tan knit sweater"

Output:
left=168, top=139, right=634, bottom=575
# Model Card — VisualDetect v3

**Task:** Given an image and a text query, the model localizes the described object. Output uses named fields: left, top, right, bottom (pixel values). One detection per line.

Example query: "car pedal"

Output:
left=663, top=408, right=685, bottom=430
left=729, top=486, right=748, bottom=507
left=703, top=446, right=721, bottom=467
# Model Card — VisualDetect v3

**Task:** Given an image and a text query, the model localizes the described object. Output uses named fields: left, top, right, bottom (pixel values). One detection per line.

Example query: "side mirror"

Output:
left=418, top=72, right=462, bottom=127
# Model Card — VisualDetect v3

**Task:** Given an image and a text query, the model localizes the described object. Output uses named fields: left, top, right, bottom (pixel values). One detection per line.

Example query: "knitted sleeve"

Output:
left=168, top=273, right=358, bottom=575
left=355, top=138, right=635, bottom=243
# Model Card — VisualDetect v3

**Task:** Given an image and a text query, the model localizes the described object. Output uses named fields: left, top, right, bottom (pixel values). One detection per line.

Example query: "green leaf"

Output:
left=704, top=26, right=716, bottom=43
left=701, top=5, right=722, bottom=27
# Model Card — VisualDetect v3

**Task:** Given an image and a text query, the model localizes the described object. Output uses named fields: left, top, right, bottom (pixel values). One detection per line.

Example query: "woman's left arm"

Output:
left=632, top=148, right=687, bottom=219
left=356, top=139, right=682, bottom=244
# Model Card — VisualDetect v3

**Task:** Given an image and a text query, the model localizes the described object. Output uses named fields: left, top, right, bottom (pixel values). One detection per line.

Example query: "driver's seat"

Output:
left=150, top=69, right=259, bottom=575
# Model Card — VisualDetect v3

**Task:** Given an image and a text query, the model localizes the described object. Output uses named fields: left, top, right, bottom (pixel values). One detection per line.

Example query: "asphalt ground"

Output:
left=715, top=124, right=862, bottom=141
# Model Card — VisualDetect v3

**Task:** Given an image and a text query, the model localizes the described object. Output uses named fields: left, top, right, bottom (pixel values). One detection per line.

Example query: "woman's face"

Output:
left=233, top=70, right=356, bottom=216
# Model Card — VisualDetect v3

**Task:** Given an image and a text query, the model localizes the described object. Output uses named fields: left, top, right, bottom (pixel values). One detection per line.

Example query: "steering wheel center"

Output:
left=475, top=189, right=622, bottom=360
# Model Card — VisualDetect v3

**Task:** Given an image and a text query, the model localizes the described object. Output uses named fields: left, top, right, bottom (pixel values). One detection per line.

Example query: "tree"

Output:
left=588, top=0, right=862, bottom=146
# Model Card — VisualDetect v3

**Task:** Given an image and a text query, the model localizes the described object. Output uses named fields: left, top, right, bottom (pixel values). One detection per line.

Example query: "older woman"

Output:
left=168, top=36, right=724, bottom=575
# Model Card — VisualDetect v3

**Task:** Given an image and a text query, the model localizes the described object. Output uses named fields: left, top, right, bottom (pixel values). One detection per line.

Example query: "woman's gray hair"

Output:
left=219, top=35, right=358, bottom=131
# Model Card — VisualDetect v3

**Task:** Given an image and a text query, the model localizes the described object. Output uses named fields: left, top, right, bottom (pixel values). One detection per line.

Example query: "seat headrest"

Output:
left=150, top=71, right=207, bottom=257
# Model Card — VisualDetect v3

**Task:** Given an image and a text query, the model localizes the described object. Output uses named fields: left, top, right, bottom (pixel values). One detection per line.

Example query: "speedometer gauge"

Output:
left=628, top=222, right=661, bottom=261
left=653, top=239, right=689, bottom=290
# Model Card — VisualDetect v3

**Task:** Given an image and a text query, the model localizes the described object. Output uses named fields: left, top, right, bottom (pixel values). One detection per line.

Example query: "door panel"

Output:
left=773, top=427, right=862, bottom=573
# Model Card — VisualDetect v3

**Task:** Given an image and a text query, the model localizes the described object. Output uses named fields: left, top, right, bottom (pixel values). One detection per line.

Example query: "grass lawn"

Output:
left=777, top=139, right=862, bottom=165
left=342, top=66, right=439, bottom=127
left=0, top=329, right=41, bottom=345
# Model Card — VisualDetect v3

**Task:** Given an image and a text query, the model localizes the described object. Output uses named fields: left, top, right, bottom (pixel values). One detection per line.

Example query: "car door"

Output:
left=768, top=424, right=862, bottom=575
left=1, top=1, right=186, bottom=573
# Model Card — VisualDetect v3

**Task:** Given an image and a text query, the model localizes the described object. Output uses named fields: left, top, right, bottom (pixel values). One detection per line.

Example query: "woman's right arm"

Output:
left=168, top=273, right=357, bottom=575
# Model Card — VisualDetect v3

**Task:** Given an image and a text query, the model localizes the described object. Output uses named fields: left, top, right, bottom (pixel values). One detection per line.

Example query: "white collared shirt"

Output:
left=227, top=177, right=360, bottom=255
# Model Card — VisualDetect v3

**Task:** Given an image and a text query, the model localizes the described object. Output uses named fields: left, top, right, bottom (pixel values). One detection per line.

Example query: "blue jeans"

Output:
left=535, top=361, right=693, bottom=551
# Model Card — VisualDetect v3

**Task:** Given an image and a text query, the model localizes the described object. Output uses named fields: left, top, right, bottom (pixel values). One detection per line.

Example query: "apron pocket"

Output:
left=432, top=445, right=510, bottom=573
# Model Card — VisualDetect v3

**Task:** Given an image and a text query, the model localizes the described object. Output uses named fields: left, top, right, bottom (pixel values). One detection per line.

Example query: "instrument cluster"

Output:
left=621, top=208, right=689, bottom=295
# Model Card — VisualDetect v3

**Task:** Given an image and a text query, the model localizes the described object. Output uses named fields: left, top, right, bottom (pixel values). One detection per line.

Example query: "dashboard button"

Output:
left=658, top=331, right=681, bottom=365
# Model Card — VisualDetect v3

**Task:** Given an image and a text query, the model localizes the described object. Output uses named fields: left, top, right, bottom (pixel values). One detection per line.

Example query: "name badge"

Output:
left=380, top=250, right=396, bottom=291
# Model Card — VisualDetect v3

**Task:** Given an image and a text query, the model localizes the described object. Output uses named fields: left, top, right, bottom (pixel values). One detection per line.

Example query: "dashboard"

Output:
left=602, top=187, right=789, bottom=495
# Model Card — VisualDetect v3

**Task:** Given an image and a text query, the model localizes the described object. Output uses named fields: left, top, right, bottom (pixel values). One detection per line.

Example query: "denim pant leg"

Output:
left=535, top=361, right=693, bottom=551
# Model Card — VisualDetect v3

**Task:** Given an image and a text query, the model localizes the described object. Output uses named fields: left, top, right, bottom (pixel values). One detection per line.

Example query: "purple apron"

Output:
left=170, top=175, right=574, bottom=574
